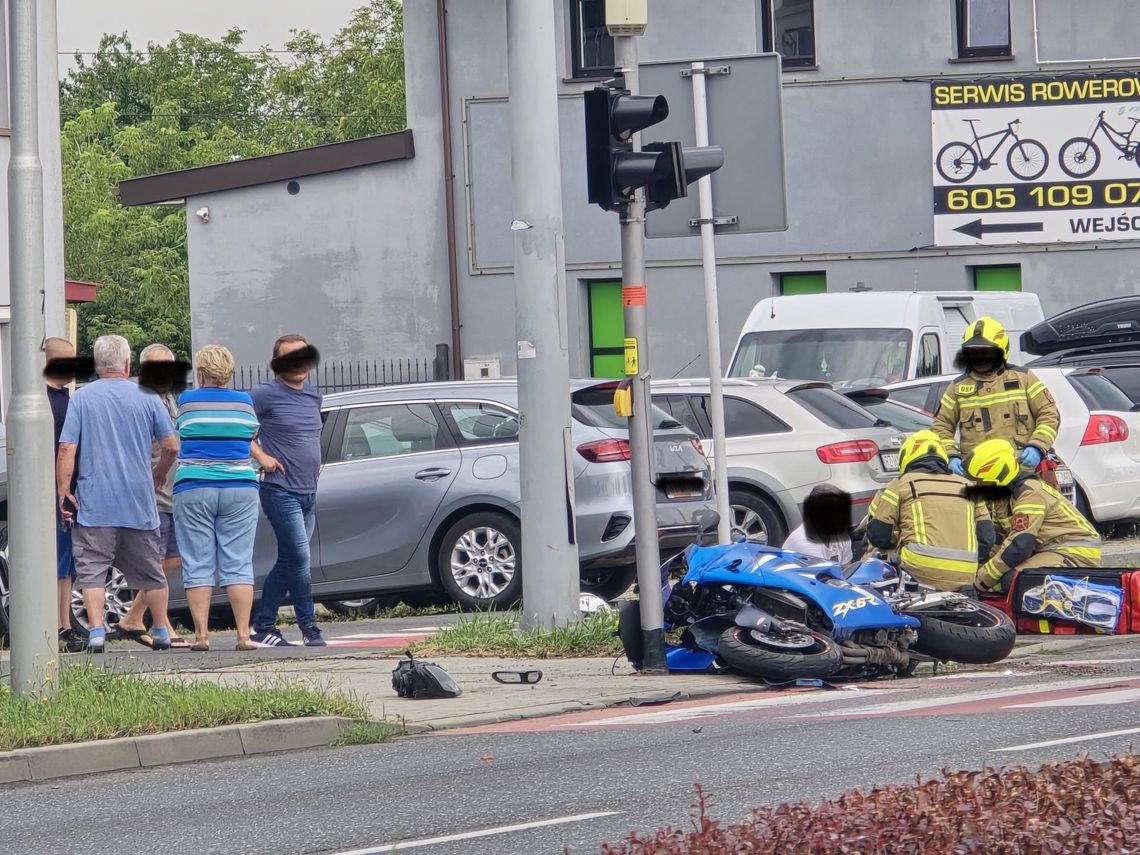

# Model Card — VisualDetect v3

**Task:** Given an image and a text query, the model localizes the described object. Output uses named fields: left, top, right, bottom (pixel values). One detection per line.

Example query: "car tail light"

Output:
left=816, top=439, right=880, bottom=464
left=577, top=438, right=631, bottom=463
left=689, top=437, right=707, bottom=457
left=1081, top=414, right=1129, bottom=446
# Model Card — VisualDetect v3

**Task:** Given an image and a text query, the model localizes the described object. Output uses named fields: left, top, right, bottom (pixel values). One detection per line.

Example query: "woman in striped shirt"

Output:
left=173, top=345, right=261, bottom=651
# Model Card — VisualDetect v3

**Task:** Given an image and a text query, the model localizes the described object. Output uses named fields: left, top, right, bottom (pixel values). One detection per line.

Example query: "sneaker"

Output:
left=302, top=627, right=327, bottom=648
left=250, top=629, right=297, bottom=648
left=58, top=629, right=87, bottom=654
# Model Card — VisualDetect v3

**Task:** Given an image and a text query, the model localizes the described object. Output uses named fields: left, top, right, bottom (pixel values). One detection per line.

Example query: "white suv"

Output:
left=652, top=378, right=905, bottom=545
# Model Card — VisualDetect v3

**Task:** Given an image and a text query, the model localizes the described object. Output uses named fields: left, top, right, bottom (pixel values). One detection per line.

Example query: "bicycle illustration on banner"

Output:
left=936, top=118, right=1050, bottom=184
left=1058, top=110, right=1140, bottom=178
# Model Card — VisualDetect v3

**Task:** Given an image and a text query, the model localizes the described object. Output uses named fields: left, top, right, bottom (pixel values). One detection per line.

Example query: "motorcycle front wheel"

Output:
left=908, top=601, right=1016, bottom=664
left=718, top=626, right=843, bottom=680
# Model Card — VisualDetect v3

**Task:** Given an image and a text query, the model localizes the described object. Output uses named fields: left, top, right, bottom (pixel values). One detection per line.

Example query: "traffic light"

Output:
left=584, top=85, right=725, bottom=212
left=585, top=86, right=675, bottom=211
left=645, top=144, right=725, bottom=212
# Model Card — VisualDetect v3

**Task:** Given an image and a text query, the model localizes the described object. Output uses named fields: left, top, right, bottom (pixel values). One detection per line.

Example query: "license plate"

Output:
left=881, top=452, right=899, bottom=472
left=1056, top=468, right=1073, bottom=485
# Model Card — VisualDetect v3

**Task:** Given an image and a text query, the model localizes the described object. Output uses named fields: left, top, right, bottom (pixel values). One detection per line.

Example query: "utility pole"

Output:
left=7, top=0, right=59, bottom=697
left=690, top=62, right=732, bottom=544
left=505, top=0, right=580, bottom=631
left=612, top=33, right=667, bottom=672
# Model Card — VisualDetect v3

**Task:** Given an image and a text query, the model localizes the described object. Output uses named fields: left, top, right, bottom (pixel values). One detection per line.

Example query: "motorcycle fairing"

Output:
left=681, top=541, right=918, bottom=635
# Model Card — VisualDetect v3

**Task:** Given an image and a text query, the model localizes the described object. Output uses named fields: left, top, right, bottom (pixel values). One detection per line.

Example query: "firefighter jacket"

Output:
left=976, top=478, right=1102, bottom=591
left=866, top=459, right=997, bottom=591
left=932, top=365, right=1060, bottom=459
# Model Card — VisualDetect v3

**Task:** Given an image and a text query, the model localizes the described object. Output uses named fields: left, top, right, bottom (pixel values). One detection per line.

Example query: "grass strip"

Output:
left=0, top=662, right=395, bottom=751
left=411, top=610, right=623, bottom=658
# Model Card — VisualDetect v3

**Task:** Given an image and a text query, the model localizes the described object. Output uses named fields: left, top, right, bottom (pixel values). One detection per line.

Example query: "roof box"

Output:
left=1020, top=296, right=1140, bottom=356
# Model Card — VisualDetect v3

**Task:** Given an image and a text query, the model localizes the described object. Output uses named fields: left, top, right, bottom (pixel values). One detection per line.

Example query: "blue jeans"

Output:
left=252, top=484, right=318, bottom=633
left=174, top=487, right=259, bottom=589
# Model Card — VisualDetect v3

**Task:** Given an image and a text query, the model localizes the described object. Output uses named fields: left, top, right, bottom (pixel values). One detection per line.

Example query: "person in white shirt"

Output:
left=781, top=484, right=854, bottom=565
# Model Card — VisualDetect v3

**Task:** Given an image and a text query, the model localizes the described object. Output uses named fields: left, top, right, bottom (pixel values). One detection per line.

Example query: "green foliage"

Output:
left=412, top=610, right=623, bottom=658
left=603, top=755, right=1140, bottom=853
left=60, top=0, right=406, bottom=358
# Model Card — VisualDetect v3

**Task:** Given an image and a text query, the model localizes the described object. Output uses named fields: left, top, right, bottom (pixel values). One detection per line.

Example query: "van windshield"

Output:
left=729, top=329, right=913, bottom=388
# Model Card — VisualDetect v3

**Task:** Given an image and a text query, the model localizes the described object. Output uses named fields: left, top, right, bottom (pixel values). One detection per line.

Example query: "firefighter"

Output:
left=933, top=316, right=1060, bottom=477
left=866, top=430, right=996, bottom=592
left=964, top=438, right=1101, bottom=594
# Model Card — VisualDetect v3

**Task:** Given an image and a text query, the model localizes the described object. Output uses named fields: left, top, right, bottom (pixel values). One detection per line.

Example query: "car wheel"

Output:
left=70, top=566, right=134, bottom=633
left=580, top=563, right=639, bottom=601
left=729, top=490, right=786, bottom=545
left=436, top=512, right=522, bottom=610
left=0, top=531, right=10, bottom=643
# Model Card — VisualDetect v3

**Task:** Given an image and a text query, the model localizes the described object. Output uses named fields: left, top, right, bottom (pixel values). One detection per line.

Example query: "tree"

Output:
left=60, top=0, right=406, bottom=359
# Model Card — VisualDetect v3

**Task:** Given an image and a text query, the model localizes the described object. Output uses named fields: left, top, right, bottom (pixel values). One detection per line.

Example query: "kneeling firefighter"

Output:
left=866, top=430, right=997, bottom=591
left=964, top=438, right=1102, bottom=594
left=933, top=316, right=1059, bottom=477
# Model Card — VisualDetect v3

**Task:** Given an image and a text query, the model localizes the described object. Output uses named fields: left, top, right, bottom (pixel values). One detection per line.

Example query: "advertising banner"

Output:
left=931, top=72, right=1140, bottom=246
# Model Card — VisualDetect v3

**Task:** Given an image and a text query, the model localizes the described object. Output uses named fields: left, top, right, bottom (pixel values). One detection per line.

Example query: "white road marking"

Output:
left=553, top=686, right=887, bottom=727
left=995, top=725, right=1140, bottom=753
left=927, top=670, right=1026, bottom=680
left=1006, top=686, right=1140, bottom=709
left=328, top=812, right=621, bottom=853
left=782, top=676, right=1133, bottom=719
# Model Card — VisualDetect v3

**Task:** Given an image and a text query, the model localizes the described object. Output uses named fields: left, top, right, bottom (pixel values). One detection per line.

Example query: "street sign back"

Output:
left=640, top=53, right=787, bottom=239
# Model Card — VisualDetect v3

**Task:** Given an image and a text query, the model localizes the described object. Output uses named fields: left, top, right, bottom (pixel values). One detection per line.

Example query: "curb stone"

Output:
left=0, top=716, right=356, bottom=784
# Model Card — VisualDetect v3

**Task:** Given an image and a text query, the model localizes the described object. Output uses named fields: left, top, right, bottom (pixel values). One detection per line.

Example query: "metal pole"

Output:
left=690, top=62, right=732, bottom=544
left=37, top=0, right=65, bottom=339
left=505, top=0, right=580, bottom=631
left=615, top=35, right=666, bottom=672
left=7, top=0, right=59, bottom=697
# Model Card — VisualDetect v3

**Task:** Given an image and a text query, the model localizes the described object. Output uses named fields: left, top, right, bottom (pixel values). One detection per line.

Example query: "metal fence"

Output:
left=232, top=357, right=439, bottom=393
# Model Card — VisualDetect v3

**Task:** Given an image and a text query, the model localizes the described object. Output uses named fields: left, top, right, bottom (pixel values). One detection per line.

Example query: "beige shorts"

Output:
left=71, top=525, right=168, bottom=591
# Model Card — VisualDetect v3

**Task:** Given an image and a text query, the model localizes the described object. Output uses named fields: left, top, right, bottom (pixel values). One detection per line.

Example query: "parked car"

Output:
left=0, top=380, right=714, bottom=636
left=881, top=369, right=1138, bottom=534
left=650, top=378, right=905, bottom=546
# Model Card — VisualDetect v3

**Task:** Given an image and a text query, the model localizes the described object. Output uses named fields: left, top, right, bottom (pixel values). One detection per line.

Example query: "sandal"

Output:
left=191, top=639, right=210, bottom=652
left=235, top=638, right=257, bottom=651
left=114, top=624, right=155, bottom=649
left=169, top=636, right=192, bottom=650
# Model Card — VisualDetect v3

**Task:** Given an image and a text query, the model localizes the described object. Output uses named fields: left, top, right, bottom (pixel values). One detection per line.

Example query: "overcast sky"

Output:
left=57, top=0, right=368, bottom=76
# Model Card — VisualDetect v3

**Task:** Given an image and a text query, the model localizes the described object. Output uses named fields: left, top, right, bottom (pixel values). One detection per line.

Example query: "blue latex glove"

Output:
left=949, top=457, right=965, bottom=476
left=1020, top=446, right=1043, bottom=469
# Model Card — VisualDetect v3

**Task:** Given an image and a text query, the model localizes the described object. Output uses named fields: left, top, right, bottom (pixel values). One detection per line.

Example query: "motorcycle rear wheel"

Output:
left=718, top=626, right=842, bottom=680
left=908, top=601, right=1016, bottom=664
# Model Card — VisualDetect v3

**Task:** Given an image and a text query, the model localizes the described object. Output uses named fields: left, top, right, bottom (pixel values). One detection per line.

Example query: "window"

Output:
left=714, top=396, right=790, bottom=438
left=778, top=271, right=826, bottom=296
left=1067, top=373, right=1135, bottom=413
left=956, top=0, right=1011, bottom=59
left=918, top=333, right=942, bottom=377
left=729, top=328, right=912, bottom=387
left=973, top=264, right=1022, bottom=291
left=658, top=395, right=707, bottom=438
left=761, top=0, right=816, bottom=68
left=569, top=0, right=615, bottom=79
left=445, top=401, right=520, bottom=444
left=339, top=403, right=444, bottom=461
left=889, top=384, right=938, bottom=412
left=786, top=386, right=881, bottom=430
left=572, top=385, right=680, bottom=430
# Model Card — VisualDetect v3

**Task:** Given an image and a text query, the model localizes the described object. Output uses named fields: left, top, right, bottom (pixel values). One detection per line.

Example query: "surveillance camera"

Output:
left=195, top=206, right=210, bottom=223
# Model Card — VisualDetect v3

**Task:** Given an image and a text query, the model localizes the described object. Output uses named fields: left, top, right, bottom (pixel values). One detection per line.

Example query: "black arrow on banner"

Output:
left=953, top=218, right=1045, bottom=239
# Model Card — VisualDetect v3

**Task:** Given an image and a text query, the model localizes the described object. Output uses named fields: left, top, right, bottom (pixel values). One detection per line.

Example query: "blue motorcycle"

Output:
left=618, top=514, right=1017, bottom=681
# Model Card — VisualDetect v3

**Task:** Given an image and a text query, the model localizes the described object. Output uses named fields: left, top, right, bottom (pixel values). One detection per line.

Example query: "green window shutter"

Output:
left=974, top=265, right=1022, bottom=292
left=780, top=272, right=827, bottom=295
left=588, top=280, right=625, bottom=378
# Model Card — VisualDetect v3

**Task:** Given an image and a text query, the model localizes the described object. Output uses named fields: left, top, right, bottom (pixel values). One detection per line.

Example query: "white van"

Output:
left=727, top=290, right=1045, bottom=388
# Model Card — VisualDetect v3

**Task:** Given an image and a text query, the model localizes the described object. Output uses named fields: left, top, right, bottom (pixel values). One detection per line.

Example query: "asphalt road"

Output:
left=5, top=643, right=1140, bottom=854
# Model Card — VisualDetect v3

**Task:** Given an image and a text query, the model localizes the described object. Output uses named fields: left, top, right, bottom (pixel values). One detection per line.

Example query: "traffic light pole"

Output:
left=7, top=0, right=58, bottom=697
left=505, top=0, right=581, bottom=631
left=614, top=34, right=667, bottom=673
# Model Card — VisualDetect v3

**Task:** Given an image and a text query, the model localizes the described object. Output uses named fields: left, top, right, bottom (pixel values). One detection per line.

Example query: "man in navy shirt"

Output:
left=249, top=334, right=326, bottom=647
left=45, top=337, right=83, bottom=652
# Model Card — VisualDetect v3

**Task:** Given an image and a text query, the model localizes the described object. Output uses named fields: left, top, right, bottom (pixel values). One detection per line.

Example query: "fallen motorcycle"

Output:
left=618, top=513, right=1017, bottom=681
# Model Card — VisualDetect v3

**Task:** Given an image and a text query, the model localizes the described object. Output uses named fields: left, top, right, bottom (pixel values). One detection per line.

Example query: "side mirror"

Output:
left=698, top=510, right=721, bottom=535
